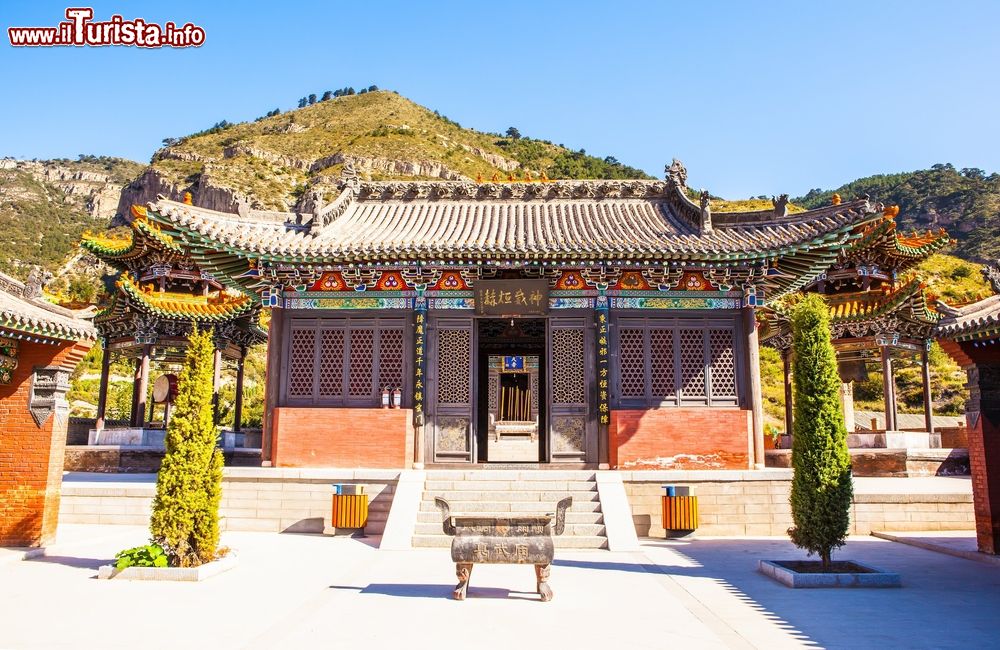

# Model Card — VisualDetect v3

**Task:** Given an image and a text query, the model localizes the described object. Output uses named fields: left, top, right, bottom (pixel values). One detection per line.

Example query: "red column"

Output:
left=881, top=346, right=896, bottom=431
left=782, top=348, right=793, bottom=438
left=94, top=341, right=111, bottom=436
left=262, top=310, right=285, bottom=466
left=233, top=347, right=245, bottom=433
left=743, top=307, right=765, bottom=469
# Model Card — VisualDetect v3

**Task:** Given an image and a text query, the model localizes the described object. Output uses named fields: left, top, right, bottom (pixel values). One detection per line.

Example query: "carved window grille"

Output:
left=348, top=329, right=375, bottom=398
left=378, top=328, right=405, bottom=392
left=618, top=328, right=645, bottom=398
left=708, top=328, right=737, bottom=404
left=649, top=328, right=675, bottom=400
left=317, top=329, right=345, bottom=397
left=551, top=328, right=585, bottom=404
left=283, top=316, right=409, bottom=407
left=436, top=328, right=471, bottom=405
left=613, top=316, right=742, bottom=408
left=678, top=329, right=707, bottom=401
left=287, top=327, right=316, bottom=398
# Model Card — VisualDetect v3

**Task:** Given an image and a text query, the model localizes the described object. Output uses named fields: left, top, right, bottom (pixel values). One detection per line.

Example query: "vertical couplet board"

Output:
left=428, top=316, right=476, bottom=463
left=547, top=314, right=595, bottom=462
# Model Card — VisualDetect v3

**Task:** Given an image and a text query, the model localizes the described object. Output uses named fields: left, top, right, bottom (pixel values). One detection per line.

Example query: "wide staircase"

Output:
left=412, top=470, right=608, bottom=549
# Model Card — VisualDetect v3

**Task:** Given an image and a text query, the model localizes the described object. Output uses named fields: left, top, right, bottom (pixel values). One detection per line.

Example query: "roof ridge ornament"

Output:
left=772, top=194, right=789, bottom=218
left=984, top=260, right=1000, bottom=295
left=666, top=158, right=688, bottom=188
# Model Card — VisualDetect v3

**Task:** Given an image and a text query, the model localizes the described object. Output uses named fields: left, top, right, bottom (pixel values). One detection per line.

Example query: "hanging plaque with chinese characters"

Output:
left=474, top=280, right=549, bottom=316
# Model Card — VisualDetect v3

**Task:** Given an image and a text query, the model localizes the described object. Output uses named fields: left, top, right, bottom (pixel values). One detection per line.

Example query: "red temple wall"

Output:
left=0, top=340, right=90, bottom=547
left=271, top=407, right=412, bottom=468
left=609, top=408, right=752, bottom=470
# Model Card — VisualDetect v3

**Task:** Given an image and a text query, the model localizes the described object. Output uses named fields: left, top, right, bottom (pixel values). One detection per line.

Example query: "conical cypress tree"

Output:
left=150, top=327, right=223, bottom=567
left=787, top=293, right=853, bottom=569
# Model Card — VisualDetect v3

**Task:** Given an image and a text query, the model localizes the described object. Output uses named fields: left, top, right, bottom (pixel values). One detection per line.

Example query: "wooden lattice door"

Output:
left=547, top=316, right=595, bottom=462
left=428, top=316, right=476, bottom=463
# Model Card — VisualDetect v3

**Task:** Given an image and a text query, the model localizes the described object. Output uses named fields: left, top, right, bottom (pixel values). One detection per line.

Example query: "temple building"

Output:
left=117, top=160, right=915, bottom=471
left=81, top=205, right=265, bottom=445
left=761, top=202, right=950, bottom=447
left=937, top=261, right=1000, bottom=553
left=0, top=270, right=94, bottom=546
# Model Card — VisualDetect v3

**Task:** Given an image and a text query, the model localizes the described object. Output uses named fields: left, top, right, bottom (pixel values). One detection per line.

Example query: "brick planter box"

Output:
left=98, top=553, right=237, bottom=581
left=757, top=559, right=900, bottom=588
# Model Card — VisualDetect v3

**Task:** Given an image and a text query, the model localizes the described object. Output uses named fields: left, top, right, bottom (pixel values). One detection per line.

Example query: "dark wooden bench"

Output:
left=435, top=496, right=572, bottom=601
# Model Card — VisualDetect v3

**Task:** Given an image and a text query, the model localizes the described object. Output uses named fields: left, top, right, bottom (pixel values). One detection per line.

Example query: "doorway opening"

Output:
left=476, top=318, right=546, bottom=463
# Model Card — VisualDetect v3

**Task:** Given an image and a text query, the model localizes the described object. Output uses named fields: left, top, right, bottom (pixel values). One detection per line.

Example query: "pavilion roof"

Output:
left=97, top=273, right=258, bottom=323
left=935, top=262, right=1000, bottom=342
left=824, top=277, right=938, bottom=324
left=0, top=272, right=96, bottom=343
left=842, top=211, right=950, bottom=271
left=81, top=205, right=184, bottom=268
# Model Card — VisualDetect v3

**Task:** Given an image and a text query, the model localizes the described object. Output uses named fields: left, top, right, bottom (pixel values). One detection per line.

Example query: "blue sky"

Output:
left=2, top=0, right=999, bottom=197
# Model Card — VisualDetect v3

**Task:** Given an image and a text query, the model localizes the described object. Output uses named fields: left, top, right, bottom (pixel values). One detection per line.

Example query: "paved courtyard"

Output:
left=1, top=524, right=998, bottom=649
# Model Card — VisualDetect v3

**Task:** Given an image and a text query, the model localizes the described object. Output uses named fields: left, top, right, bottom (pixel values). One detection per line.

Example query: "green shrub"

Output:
left=787, top=294, right=853, bottom=569
left=114, top=543, right=168, bottom=569
left=149, top=327, right=224, bottom=567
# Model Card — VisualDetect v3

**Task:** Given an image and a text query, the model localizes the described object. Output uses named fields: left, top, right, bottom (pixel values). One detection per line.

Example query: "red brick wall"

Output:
left=0, top=340, right=90, bottom=547
left=272, top=407, right=412, bottom=468
left=609, top=408, right=751, bottom=470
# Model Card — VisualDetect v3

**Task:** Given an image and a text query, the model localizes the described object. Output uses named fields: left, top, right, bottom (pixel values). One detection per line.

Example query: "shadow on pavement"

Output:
left=641, top=537, right=1000, bottom=650
left=26, top=554, right=108, bottom=571
left=329, top=583, right=543, bottom=601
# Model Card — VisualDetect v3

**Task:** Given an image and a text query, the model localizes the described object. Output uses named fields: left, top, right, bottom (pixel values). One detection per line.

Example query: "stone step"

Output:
left=412, top=534, right=609, bottom=549
left=414, top=510, right=603, bottom=525
left=424, top=480, right=598, bottom=492
left=413, top=521, right=606, bottom=537
left=423, top=471, right=597, bottom=482
left=421, top=490, right=599, bottom=503
left=418, top=499, right=602, bottom=514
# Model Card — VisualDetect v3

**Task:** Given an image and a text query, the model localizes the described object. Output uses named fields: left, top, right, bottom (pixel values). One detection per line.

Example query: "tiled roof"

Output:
left=826, top=278, right=937, bottom=324
left=112, top=274, right=256, bottom=322
left=147, top=181, right=876, bottom=263
left=935, top=293, right=1000, bottom=342
left=81, top=206, right=183, bottom=266
left=0, top=272, right=96, bottom=342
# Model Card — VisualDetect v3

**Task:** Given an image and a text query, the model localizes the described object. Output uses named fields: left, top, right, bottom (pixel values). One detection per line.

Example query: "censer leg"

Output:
left=454, top=562, right=473, bottom=600
left=535, top=563, right=553, bottom=602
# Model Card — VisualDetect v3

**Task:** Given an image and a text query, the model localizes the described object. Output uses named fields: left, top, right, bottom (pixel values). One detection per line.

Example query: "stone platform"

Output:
left=766, top=448, right=970, bottom=477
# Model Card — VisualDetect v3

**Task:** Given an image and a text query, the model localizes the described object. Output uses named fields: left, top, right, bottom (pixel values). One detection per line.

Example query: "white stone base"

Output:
left=97, top=553, right=237, bottom=581
left=847, top=431, right=942, bottom=449
left=758, top=559, right=900, bottom=588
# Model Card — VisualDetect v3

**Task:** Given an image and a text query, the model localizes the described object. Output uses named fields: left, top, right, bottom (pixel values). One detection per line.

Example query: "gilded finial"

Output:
left=507, top=173, right=515, bottom=182
left=540, top=171, right=550, bottom=182
left=523, top=171, right=532, bottom=182
left=831, top=193, right=841, bottom=206
left=476, top=173, right=483, bottom=184
left=183, top=191, right=193, bottom=205
left=491, top=172, right=501, bottom=182
left=883, top=204, right=900, bottom=219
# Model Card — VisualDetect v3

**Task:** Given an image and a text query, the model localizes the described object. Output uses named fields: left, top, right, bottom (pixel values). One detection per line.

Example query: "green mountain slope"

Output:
left=0, top=156, right=143, bottom=281
left=119, top=90, right=651, bottom=216
left=795, top=164, right=1000, bottom=262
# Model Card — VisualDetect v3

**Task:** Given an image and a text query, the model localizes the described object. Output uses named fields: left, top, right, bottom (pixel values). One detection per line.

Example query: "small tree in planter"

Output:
left=787, top=294, right=853, bottom=570
left=149, top=327, right=224, bottom=567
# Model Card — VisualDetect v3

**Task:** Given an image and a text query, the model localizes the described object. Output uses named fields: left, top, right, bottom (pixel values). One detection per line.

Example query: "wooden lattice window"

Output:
left=551, top=328, right=585, bottom=404
left=613, top=315, right=742, bottom=408
left=378, top=328, right=405, bottom=392
left=618, top=328, right=646, bottom=399
left=436, top=328, right=471, bottom=405
left=287, top=327, right=316, bottom=398
left=282, top=315, right=409, bottom=407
